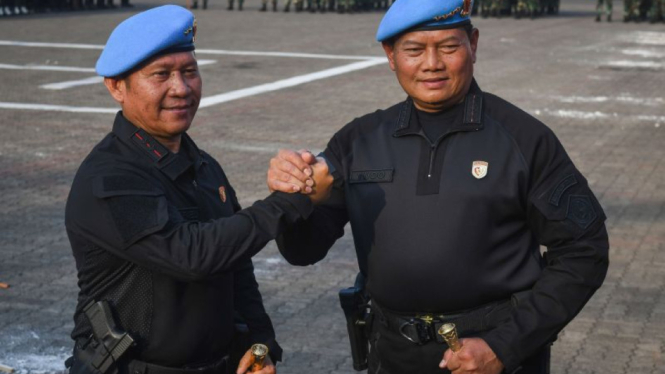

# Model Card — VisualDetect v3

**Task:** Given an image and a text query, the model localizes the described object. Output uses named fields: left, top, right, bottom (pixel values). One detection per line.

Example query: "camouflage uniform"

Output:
left=283, top=0, right=304, bottom=11
left=648, top=0, right=663, bottom=22
left=260, top=0, right=277, bottom=11
left=515, top=0, right=540, bottom=18
left=307, top=0, right=330, bottom=12
left=227, top=0, right=241, bottom=10
left=623, top=0, right=642, bottom=20
left=336, top=0, right=355, bottom=12
left=480, top=0, right=510, bottom=17
left=596, top=0, right=613, bottom=21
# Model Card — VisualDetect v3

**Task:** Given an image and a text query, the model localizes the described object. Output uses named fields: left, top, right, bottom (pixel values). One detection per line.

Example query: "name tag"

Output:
left=349, top=169, right=394, bottom=184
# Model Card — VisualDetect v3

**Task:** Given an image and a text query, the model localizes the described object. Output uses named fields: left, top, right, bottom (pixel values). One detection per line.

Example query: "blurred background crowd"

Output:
left=0, top=0, right=131, bottom=16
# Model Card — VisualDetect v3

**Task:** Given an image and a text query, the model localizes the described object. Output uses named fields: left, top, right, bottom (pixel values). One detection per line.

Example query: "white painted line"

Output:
left=544, top=109, right=610, bottom=120
left=1, top=58, right=386, bottom=113
left=534, top=109, right=665, bottom=123
left=0, top=40, right=383, bottom=61
left=621, top=49, right=665, bottom=59
left=619, top=31, right=665, bottom=46
left=533, top=109, right=611, bottom=119
left=0, top=40, right=104, bottom=49
left=616, top=96, right=665, bottom=106
left=196, top=49, right=382, bottom=61
left=38, top=60, right=217, bottom=91
left=0, top=102, right=117, bottom=113
left=637, top=115, right=665, bottom=123
left=553, top=95, right=609, bottom=104
left=199, top=58, right=386, bottom=108
left=0, top=63, right=95, bottom=73
left=210, top=141, right=281, bottom=154
left=551, top=95, right=665, bottom=107
left=604, top=60, right=664, bottom=69
left=196, top=59, right=217, bottom=66
left=40, top=76, right=103, bottom=90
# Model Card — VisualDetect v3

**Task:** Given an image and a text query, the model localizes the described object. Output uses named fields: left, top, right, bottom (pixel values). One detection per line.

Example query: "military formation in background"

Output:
left=621, top=0, right=664, bottom=22
left=476, top=0, right=559, bottom=18
left=0, top=0, right=131, bottom=15
left=1, top=0, right=662, bottom=23
left=224, top=0, right=392, bottom=12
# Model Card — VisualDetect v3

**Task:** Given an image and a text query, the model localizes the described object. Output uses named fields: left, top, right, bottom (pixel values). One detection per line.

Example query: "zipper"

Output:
left=427, top=145, right=436, bottom=179
left=418, top=129, right=465, bottom=179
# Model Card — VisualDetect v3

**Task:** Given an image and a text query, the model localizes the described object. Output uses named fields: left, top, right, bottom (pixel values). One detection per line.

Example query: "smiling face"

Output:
left=104, top=51, right=202, bottom=150
left=382, top=27, right=479, bottom=112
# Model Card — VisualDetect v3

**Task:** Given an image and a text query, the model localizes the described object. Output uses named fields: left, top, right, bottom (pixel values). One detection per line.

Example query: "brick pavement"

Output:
left=0, top=0, right=664, bottom=373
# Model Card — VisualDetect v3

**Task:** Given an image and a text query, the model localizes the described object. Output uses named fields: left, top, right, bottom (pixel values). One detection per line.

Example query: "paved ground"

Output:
left=0, top=0, right=664, bottom=373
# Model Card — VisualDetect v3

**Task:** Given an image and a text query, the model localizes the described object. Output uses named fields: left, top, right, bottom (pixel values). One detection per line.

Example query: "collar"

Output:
left=393, top=78, right=484, bottom=137
left=111, top=112, right=205, bottom=181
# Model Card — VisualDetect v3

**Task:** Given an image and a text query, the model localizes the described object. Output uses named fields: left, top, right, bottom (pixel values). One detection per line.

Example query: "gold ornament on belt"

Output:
left=249, top=344, right=269, bottom=372
left=438, top=323, right=462, bottom=352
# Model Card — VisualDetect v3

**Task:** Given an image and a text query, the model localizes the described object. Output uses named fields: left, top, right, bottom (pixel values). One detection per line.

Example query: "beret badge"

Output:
left=433, top=0, right=473, bottom=21
left=184, top=20, right=197, bottom=43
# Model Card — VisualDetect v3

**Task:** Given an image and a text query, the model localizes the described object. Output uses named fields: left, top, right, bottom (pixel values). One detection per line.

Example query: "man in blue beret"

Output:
left=266, top=0, right=609, bottom=373
left=65, top=5, right=323, bottom=374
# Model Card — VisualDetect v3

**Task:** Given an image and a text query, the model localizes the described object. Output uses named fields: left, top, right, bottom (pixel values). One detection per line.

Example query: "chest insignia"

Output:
left=472, top=161, right=488, bottom=179
left=219, top=186, right=227, bottom=203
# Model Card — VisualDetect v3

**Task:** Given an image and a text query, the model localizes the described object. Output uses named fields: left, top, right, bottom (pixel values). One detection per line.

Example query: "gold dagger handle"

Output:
left=250, top=344, right=269, bottom=372
left=438, top=323, right=462, bottom=353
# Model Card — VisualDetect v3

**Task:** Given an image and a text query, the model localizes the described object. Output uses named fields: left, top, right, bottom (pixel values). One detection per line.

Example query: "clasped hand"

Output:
left=266, top=149, right=333, bottom=204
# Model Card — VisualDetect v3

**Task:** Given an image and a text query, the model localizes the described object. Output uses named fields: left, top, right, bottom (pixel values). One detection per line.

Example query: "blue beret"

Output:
left=376, top=0, right=474, bottom=42
left=96, top=5, right=197, bottom=77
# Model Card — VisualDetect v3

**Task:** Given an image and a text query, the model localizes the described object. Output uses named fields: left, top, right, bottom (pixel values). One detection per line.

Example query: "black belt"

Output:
left=71, top=346, right=228, bottom=374
left=372, top=299, right=514, bottom=345
left=127, top=356, right=228, bottom=374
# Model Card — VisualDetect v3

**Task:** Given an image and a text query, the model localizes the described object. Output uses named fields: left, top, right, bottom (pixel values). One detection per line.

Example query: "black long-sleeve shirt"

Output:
left=66, top=112, right=312, bottom=367
left=276, top=80, right=609, bottom=372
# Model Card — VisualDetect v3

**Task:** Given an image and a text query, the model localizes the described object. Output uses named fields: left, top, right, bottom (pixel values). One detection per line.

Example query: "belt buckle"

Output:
left=398, top=314, right=437, bottom=345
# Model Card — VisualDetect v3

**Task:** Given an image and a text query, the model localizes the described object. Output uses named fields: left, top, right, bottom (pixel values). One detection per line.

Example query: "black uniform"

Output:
left=277, top=80, right=609, bottom=373
left=66, top=113, right=313, bottom=370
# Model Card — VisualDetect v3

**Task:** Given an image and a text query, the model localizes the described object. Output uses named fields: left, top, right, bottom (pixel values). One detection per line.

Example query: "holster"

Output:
left=68, top=300, right=135, bottom=374
left=338, top=273, right=371, bottom=371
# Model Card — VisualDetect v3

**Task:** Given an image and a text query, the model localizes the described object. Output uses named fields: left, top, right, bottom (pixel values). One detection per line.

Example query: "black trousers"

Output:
left=367, top=316, right=550, bottom=374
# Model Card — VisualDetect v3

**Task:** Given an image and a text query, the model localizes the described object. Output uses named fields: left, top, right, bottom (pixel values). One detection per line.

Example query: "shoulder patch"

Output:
left=549, top=174, right=578, bottom=206
left=566, top=195, right=597, bottom=229
left=93, top=175, right=162, bottom=198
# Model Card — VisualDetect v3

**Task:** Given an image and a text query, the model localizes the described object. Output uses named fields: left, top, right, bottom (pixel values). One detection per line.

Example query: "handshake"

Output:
left=266, top=149, right=334, bottom=205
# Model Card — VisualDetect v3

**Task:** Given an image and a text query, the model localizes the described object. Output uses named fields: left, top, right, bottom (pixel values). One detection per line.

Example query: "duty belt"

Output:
left=72, top=346, right=229, bottom=374
left=373, top=299, right=513, bottom=345
left=127, top=356, right=228, bottom=374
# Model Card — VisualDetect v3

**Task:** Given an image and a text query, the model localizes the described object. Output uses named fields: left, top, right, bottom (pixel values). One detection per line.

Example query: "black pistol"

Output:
left=339, top=275, right=370, bottom=371
left=70, top=301, right=135, bottom=374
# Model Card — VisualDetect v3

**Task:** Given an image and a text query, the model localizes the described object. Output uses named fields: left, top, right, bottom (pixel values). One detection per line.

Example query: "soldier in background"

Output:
left=624, top=0, right=644, bottom=20
left=1, top=0, right=16, bottom=15
left=227, top=0, right=242, bottom=10
left=283, top=0, right=304, bottom=12
left=187, top=0, right=208, bottom=9
left=306, top=0, right=329, bottom=12
left=648, top=0, right=663, bottom=22
left=336, top=0, right=354, bottom=12
left=596, top=0, right=613, bottom=21
left=260, top=0, right=277, bottom=11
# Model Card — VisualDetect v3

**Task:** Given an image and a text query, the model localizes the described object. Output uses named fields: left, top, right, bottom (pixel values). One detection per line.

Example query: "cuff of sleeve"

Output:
left=271, top=192, right=314, bottom=220
left=483, top=333, right=520, bottom=374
